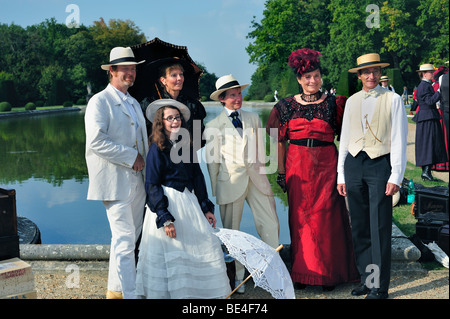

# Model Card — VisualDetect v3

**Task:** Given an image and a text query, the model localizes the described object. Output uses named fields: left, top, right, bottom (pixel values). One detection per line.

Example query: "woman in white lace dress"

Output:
left=135, top=99, right=231, bottom=299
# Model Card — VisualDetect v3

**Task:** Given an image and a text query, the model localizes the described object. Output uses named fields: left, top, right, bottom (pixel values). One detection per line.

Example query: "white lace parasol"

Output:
left=213, top=228, right=295, bottom=299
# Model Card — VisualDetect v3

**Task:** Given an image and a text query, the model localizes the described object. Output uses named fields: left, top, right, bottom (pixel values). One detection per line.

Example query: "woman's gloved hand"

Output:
left=276, top=173, right=286, bottom=192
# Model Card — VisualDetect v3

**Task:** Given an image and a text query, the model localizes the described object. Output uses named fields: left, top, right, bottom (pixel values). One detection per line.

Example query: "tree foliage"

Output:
left=0, top=18, right=217, bottom=106
left=0, top=18, right=144, bottom=106
left=246, top=0, right=449, bottom=99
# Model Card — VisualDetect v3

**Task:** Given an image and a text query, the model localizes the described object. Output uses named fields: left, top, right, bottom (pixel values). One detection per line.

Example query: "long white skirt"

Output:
left=136, top=186, right=231, bottom=299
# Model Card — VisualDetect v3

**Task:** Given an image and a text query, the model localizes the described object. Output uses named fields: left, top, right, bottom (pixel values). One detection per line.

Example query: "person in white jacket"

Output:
left=205, top=74, right=280, bottom=293
left=85, top=47, right=148, bottom=299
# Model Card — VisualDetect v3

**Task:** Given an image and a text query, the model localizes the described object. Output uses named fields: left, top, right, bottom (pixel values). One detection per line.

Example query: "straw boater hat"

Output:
left=392, top=191, right=400, bottom=207
left=101, top=47, right=145, bottom=70
left=145, top=99, right=190, bottom=123
left=210, top=74, right=249, bottom=101
left=416, top=64, right=436, bottom=72
left=348, top=53, right=390, bottom=73
left=379, top=75, right=390, bottom=82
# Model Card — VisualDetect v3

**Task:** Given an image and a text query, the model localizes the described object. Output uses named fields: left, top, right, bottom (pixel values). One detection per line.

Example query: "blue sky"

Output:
left=0, top=0, right=266, bottom=85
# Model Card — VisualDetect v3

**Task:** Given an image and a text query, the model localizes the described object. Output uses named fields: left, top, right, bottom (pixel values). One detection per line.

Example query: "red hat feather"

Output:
left=288, top=48, right=322, bottom=77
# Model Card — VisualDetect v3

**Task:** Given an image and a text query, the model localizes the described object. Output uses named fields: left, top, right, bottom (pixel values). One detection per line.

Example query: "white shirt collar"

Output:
left=110, top=84, right=133, bottom=102
left=224, top=108, right=240, bottom=116
left=109, top=84, right=139, bottom=129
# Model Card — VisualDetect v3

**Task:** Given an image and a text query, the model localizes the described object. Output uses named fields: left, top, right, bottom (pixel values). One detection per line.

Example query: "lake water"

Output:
left=0, top=104, right=290, bottom=245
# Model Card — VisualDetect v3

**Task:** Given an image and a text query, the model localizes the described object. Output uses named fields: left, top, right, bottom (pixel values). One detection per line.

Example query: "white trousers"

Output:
left=103, top=172, right=146, bottom=299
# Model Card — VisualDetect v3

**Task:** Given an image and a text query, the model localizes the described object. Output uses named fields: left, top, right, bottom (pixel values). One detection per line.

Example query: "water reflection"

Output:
left=0, top=104, right=289, bottom=244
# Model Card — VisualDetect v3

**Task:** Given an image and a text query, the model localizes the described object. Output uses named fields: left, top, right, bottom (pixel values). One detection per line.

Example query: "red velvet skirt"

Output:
left=286, top=142, right=359, bottom=286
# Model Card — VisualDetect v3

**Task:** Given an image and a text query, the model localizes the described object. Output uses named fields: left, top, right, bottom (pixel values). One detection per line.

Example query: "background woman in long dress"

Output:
left=413, top=64, right=447, bottom=181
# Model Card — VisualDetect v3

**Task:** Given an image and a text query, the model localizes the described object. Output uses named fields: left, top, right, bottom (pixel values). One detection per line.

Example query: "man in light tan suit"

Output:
left=204, top=75, right=279, bottom=293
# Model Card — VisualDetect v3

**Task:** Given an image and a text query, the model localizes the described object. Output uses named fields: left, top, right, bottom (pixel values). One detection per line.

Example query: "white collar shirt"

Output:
left=337, top=87, right=408, bottom=186
left=224, top=108, right=241, bottom=118
left=110, top=85, right=140, bottom=131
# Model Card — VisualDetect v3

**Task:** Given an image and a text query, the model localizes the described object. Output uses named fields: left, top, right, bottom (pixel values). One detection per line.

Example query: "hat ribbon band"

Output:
left=356, top=61, right=383, bottom=68
left=108, top=57, right=137, bottom=65
left=218, top=80, right=240, bottom=91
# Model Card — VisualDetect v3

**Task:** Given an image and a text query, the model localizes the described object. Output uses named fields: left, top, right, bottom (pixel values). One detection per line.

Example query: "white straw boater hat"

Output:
left=146, top=99, right=190, bottom=123
left=210, top=74, right=249, bottom=101
left=348, top=53, right=390, bottom=73
left=416, top=64, right=436, bottom=72
left=392, top=191, right=400, bottom=207
left=379, top=75, right=391, bottom=82
left=101, top=47, right=145, bottom=70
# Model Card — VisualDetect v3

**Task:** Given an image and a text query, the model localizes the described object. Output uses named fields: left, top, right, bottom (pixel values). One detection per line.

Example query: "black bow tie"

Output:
left=230, top=111, right=242, bottom=129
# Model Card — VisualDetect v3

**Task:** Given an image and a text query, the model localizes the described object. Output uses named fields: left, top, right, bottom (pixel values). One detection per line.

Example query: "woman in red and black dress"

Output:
left=266, top=49, right=359, bottom=290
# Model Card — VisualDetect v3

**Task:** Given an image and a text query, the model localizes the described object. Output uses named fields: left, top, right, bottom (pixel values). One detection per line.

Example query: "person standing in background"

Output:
left=412, top=64, right=447, bottom=181
left=379, top=75, right=395, bottom=92
left=402, top=86, right=409, bottom=105
left=440, top=70, right=449, bottom=159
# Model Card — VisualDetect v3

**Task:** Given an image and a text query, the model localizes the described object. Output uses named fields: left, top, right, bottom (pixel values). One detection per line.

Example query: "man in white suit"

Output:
left=85, top=47, right=148, bottom=299
left=205, top=75, right=279, bottom=293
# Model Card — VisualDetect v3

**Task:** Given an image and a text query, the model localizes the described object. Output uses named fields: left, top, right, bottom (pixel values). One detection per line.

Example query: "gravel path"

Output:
left=33, top=269, right=449, bottom=299
left=30, top=261, right=448, bottom=299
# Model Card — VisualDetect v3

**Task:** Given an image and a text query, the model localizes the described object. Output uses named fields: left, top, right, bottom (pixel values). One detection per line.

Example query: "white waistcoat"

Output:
left=347, top=89, right=393, bottom=159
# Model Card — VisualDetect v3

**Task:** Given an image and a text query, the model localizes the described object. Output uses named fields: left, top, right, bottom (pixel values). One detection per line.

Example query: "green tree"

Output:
left=246, top=0, right=448, bottom=96
left=323, top=0, right=384, bottom=87
left=66, top=63, right=88, bottom=102
left=0, top=72, right=18, bottom=106
left=61, top=29, right=99, bottom=99
left=90, top=18, right=146, bottom=61
left=0, top=23, right=45, bottom=104
left=246, top=0, right=330, bottom=99
left=196, top=62, right=218, bottom=101
left=247, top=66, right=272, bottom=100
left=416, top=0, right=449, bottom=65
left=247, top=0, right=329, bottom=68
left=379, top=1, right=421, bottom=69
left=0, top=18, right=148, bottom=105
left=38, top=63, right=68, bottom=105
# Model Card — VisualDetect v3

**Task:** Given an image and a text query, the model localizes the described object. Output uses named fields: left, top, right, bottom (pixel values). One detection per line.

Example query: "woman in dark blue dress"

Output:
left=413, top=64, right=447, bottom=181
left=135, top=99, right=230, bottom=299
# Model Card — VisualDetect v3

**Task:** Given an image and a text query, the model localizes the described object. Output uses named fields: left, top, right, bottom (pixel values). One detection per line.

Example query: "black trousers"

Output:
left=344, top=151, right=392, bottom=292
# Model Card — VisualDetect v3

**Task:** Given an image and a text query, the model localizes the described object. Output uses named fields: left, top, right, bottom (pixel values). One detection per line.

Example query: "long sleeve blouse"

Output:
left=413, top=79, right=441, bottom=122
left=145, top=141, right=214, bottom=228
